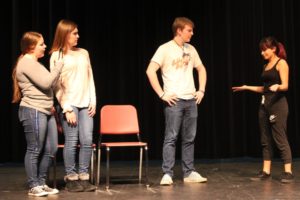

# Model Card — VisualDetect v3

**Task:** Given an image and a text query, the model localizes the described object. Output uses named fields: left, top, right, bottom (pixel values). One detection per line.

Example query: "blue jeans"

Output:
left=162, top=99, right=198, bottom=177
left=61, top=106, right=94, bottom=176
left=18, top=106, right=58, bottom=188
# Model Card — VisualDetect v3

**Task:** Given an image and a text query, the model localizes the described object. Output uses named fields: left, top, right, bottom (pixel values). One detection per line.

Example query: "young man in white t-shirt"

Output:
left=146, top=17, right=207, bottom=185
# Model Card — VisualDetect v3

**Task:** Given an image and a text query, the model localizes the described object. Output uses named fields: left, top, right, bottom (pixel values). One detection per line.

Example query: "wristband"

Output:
left=199, top=90, right=205, bottom=94
left=160, top=92, right=165, bottom=99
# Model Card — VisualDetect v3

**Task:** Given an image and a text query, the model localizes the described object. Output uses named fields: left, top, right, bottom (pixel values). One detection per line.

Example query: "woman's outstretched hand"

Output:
left=232, top=85, right=247, bottom=92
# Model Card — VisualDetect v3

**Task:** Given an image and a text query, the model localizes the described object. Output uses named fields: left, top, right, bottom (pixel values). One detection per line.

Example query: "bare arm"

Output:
left=146, top=61, right=164, bottom=97
left=146, top=61, right=178, bottom=106
left=269, top=59, right=289, bottom=92
left=194, top=64, right=207, bottom=104
left=232, top=85, right=264, bottom=93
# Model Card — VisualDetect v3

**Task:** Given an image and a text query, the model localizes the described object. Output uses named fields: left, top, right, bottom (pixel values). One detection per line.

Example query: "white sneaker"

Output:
left=184, top=171, right=207, bottom=183
left=160, top=174, right=173, bottom=185
left=28, top=186, right=48, bottom=197
left=42, top=185, right=59, bottom=195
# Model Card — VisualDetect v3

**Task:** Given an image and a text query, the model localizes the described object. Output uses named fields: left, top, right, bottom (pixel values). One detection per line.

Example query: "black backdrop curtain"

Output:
left=1, top=0, right=300, bottom=162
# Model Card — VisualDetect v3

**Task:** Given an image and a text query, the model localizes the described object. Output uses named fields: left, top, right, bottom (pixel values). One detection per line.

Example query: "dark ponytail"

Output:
left=277, top=42, right=287, bottom=60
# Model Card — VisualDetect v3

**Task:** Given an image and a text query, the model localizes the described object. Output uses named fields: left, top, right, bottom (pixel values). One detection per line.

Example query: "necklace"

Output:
left=173, top=39, right=184, bottom=50
left=173, top=40, right=190, bottom=66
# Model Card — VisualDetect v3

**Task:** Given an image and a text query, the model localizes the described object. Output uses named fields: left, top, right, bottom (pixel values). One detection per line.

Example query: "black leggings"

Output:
left=258, top=97, right=292, bottom=164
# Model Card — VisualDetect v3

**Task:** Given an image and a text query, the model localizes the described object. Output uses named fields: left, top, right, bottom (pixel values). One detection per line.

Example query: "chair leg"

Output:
left=53, top=156, right=57, bottom=189
left=106, top=147, right=110, bottom=190
left=145, top=146, right=149, bottom=187
left=139, top=147, right=143, bottom=183
left=96, top=148, right=101, bottom=187
left=90, top=148, right=95, bottom=184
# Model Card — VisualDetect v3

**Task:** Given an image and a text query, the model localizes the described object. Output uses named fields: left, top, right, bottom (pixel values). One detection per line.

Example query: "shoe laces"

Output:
left=30, top=186, right=45, bottom=193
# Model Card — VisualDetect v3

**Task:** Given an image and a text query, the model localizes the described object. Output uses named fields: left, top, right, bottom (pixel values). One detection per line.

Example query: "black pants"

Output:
left=258, top=97, right=292, bottom=164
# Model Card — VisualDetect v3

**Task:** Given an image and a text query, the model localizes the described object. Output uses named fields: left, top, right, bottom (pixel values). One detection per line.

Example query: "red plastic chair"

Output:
left=96, top=105, right=149, bottom=189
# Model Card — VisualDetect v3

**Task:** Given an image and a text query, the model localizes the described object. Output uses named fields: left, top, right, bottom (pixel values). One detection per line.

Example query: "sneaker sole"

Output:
left=281, top=179, right=294, bottom=183
left=250, top=177, right=271, bottom=181
left=184, top=179, right=207, bottom=183
left=46, top=190, right=59, bottom=195
left=66, top=188, right=84, bottom=192
left=84, top=187, right=97, bottom=192
left=160, top=181, right=173, bottom=185
left=28, top=192, right=48, bottom=197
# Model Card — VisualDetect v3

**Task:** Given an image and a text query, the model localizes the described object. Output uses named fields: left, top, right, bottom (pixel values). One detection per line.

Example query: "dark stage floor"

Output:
left=0, top=158, right=299, bottom=200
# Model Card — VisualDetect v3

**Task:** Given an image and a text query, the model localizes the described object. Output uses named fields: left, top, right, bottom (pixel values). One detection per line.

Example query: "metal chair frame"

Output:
left=96, top=105, right=149, bottom=189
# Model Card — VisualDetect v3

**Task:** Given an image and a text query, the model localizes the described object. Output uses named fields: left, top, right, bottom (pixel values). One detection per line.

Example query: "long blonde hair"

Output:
left=12, top=31, right=42, bottom=103
left=50, top=19, right=77, bottom=55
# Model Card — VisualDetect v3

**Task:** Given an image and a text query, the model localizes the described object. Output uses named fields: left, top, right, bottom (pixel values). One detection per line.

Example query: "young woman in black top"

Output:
left=232, top=36, right=294, bottom=183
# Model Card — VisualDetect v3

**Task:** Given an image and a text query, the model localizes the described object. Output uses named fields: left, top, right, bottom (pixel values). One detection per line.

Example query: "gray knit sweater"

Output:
left=16, top=56, right=63, bottom=115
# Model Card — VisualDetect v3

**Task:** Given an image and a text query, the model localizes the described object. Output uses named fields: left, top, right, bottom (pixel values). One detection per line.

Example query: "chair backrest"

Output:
left=100, top=105, right=140, bottom=135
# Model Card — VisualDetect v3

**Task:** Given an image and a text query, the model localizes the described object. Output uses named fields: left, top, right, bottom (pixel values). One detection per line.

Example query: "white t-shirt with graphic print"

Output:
left=151, top=40, right=203, bottom=100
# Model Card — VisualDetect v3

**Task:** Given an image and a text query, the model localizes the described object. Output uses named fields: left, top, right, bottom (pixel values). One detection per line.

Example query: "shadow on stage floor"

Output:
left=0, top=158, right=299, bottom=200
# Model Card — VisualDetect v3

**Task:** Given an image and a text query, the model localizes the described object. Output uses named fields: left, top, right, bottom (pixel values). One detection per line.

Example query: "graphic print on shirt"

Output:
left=172, top=46, right=191, bottom=69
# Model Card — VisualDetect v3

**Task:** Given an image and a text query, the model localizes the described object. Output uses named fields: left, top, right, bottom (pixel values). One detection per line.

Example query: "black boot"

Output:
left=65, top=180, right=84, bottom=192
left=79, top=180, right=97, bottom=192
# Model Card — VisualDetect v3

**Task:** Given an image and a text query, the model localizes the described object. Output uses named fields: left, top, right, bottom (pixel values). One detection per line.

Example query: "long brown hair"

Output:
left=12, top=31, right=42, bottom=103
left=50, top=19, right=77, bottom=55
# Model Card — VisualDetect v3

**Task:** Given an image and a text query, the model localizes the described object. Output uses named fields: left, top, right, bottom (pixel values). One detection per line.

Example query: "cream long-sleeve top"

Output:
left=50, top=48, right=96, bottom=113
left=17, top=56, right=63, bottom=115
